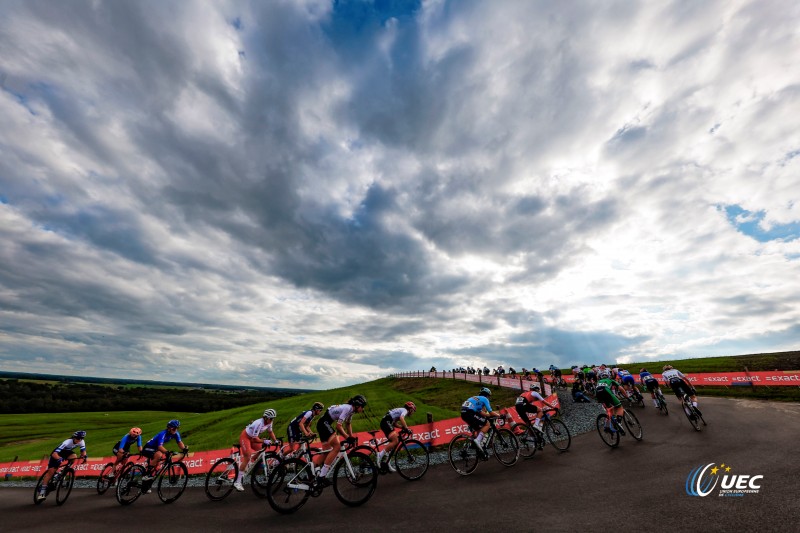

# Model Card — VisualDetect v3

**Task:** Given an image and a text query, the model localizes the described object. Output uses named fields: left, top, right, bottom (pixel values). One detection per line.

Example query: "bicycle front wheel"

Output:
left=596, top=414, right=619, bottom=448
left=544, top=419, right=572, bottom=452
left=511, top=423, right=537, bottom=459
left=116, top=464, right=145, bottom=505
left=251, top=451, right=281, bottom=498
left=33, top=472, right=47, bottom=505
left=492, top=428, right=520, bottom=466
left=658, top=394, right=669, bottom=415
left=97, top=463, right=115, bottom=494
left=333, top=451, right=378, bottom=507
left=205, top=457, right=238, bottom=501
left=157, top=462, right=188, bottom=504
left=623, top=410, right=644, bottom=441
left=266, top=458, right=311, bottom=514
left=393, top=439, right=429, bottom=481
left=448, top=435, right=479, bottom=476
left=55, top=468, right=74, bottom=506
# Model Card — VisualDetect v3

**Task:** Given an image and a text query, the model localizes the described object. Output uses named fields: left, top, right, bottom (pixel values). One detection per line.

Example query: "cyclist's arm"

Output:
left=395, top=415, right=410, bottom=431
left=299, top=417, right=314, bottom=437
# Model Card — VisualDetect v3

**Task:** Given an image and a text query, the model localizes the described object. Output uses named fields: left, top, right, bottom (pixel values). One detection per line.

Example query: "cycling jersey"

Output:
left=384, top=407, right=409, bottom=423
left=639, top=371, right=656, bottom=382
left=114, top=433, right=142, bottom=453
left=245, top=418, right=273, bottom=438
left=662, top=368, right=687, bottom=383
left=517, top=390, right=544, bottom=404
left=595, top=378, right=622, bottom=408
left=144, top=429, right=182, bottom=450
left=54, top=439, right=85, bottom=455
left=461, top=395, right=492, bottom=413
left=327, top=404, right=356, bottom=424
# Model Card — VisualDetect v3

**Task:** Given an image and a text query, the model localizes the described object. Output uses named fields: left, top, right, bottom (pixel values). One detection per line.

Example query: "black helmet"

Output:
left=312, top=402, right=324, bottom=411
left=350, top=394, right=367, bottom=407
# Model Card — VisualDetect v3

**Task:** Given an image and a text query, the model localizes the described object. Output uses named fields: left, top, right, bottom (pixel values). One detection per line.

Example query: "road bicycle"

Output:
left=681, top=394, right=706, bottom=431
left=615, top=386, right=644, bottom=409
left=652, top=387, right=669, bottom=415
left=33, top=457, right=84, bottom=506
left=352, top=428, right=429, bottom=481
left=115, top=450, right=188, bottom=505
left=97, top=453, right=147, bottom=495
left=511, top=408, right=571, bottom=458
left=448, top=416, right=519, bottom=476
left=596, top=406, right=643, bottom=448
left=265, top=435, right=378, bottom=514
left=204, top=440, right=283, bottom=501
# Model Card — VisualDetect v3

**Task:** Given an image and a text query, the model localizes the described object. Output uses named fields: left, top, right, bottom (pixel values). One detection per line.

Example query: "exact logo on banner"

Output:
left=685, top=463, right=764, bottom=497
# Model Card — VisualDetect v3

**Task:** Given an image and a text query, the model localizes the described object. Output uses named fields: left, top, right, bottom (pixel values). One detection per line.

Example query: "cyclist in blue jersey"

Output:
left=460, top=387, right=503, bottom=457
left=142, top=420, right=188, bottom=480
left=110, top=427, right=143, bottom=478
left=617, top=369, right=637, bottom=399
left=639, top=368, right=662, bottom=408
left=36, top=431, right=88, bottom=502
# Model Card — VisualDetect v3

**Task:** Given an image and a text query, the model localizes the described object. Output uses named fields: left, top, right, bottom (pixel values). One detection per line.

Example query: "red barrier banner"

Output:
left=553, top=370, right=800, bottom=386
left=0, top=394, right=559, bottom=479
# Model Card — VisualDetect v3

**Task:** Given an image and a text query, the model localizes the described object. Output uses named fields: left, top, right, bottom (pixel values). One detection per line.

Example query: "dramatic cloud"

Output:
left=1, top=0, right=798, bottom=388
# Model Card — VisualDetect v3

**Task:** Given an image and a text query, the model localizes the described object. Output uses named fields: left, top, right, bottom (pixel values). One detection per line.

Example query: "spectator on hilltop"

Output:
left=430, top=366, right=437, bottom=373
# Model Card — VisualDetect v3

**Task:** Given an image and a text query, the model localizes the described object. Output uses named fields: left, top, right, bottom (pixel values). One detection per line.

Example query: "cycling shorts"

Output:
left=287, top=423, right=303, bottom=443
left=460, top=410, right=487, bottom=432
left=669, top=379, right=695, bottom=400
left=141, top=446, right=158, bottom=459
left=514, top=402, right=538, bottom=422
left=621, top=375, right=635, bottom=385
left=317, top=412, right=336, bottom=442
left=239, top=429, right=262, bottom=459
left=596, top=387, right=622, bottom=408
left=112, top=440, right=134, bottom=455
left=643, top=378, right=659, bottom=392
left=380, top=415, right=396, bottom=438
left=47, top=450, right=75, bottom=469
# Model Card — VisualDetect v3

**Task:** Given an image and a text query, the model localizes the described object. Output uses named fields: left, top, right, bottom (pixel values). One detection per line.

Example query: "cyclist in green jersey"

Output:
left=595, top=370, right=625, bottom=433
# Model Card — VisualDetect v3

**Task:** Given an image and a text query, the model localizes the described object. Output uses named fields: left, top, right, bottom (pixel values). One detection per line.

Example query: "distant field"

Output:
left=0, top=377, right=517, bottom=463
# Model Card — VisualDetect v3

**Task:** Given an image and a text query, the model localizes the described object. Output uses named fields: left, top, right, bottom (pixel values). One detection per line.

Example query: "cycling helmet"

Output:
left=531, top=385, right=540, bottom=392
left=72, top=430, right=86, bottom=439
left=598, top=370, right=610, bottom=379
left=404, top=401, right=416, bottom=412
left=350, top=394, right=367, bottom=407
left=263, top=408, right=277, bottom=419
left=479, top=387, right=492, bottom=397
left=167, top=419, right=181, bottom=429
left=663, top=365, right=673, bottom=371
left=312, top=402, right=324, bottom=411
left=130, top=427, right=142, bottom=436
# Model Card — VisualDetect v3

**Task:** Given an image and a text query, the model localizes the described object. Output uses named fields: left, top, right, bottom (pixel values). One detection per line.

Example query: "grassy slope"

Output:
left=0, top=377, right=517, bottom=463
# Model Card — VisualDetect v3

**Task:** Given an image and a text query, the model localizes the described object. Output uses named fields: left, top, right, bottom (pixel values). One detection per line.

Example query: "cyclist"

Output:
left=110, top=427, right=144, bottom=478
left=316, top=395, right=367, bottom=485
left=662, top=365, right=701, bottom=417
left=36, top=431, right=88, bottom=502
left=142, top=420, right=188, bottom=481
left=515, top=385, right=558, bottom=432
left=639, top=368, right=662, bottom=408
left=617, top=368, right=638, bottom=399
left=286, top=402, right=324, bottom=457
left=595, top=371, right=626, bottom=434
left=235, top=408, right=278, bottom=491
left=376, top=401, right=417, bottom=472
left=460, top=387, right=503, bottom=458
left=549, top=364, right=562, bottom=383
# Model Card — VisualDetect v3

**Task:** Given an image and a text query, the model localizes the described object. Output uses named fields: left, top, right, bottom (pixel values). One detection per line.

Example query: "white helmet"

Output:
left=263, top=408, right=277, bottom=419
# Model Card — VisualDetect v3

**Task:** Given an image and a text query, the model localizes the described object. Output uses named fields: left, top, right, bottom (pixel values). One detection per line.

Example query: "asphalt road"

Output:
left=2, top=396, right=799, bottom=532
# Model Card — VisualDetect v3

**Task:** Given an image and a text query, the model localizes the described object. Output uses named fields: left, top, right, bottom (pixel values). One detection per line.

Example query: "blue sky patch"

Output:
left=722, top=204, right=800, bottom=243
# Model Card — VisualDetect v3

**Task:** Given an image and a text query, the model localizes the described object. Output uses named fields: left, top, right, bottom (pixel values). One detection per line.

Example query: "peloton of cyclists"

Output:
left=460, top=387, right=504, bottom=458
left=639, top=368, right=662, bottom=408
left=515, top=385, right=558, bottom=434
left=376, top=401, right=417, bottom=472
left=316, top=395, right=368, bottom=485
left=662, top=365, right=702, bottom=418
left=36, top=430, right=88, bottom=502
left=286, top=402, right=325, bottom=457
left=142, top=420, right=189, bottom=481
left=235, top=408, right=278, bottom=491
left=110, top=427, right=144, bottom=478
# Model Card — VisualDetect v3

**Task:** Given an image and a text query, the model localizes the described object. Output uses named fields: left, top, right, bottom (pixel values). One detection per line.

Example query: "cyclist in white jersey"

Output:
left=315, top=395, right=367, bottom=485
left=662, top=365, right=701, bottom=417
left=235, top=408, right=278, bottom=491
left=376, top=401, right=417, bottom=472
left=37, top=431, right=87, bottom=501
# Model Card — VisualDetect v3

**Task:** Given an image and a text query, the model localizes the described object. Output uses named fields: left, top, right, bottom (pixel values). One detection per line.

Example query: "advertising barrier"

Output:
left=0, top=394, right=559, bottom=479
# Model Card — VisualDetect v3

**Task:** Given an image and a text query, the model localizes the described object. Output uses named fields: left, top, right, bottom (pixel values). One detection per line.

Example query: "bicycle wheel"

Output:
left=157, top=462, right=188, bottom=504
left=695, top=407, right=707, bottom=426
left=448, top=435, right=479, bottom=476
left=266, top=458, right=311, bottom=514
left=96, top=463, right=115, bottom=495
left=394, top=439, right=429, bottom=481
left=333, top=451, right=378, bottom=507
left=511, top=423, right=537, bottom=459
left=623, top=410, right=644, bottom=441
left=683, top=400, right=701, bottom=431
left=33, top=472, right=47, bottom=505
left=55, top=468, right=75, bottom=506
left=544, top=419, right=572, bottom=451
left=205, top=457, right=238, bottom=501
left=116, top=464, right=145, bottom=505
left=351, top=445, right=377, bottom=465
left=658, top=394, right=669, bottom=415
left=251, top=451, right=280, bottom=498
left=596, top=414, right=619, bottom=448
left=492, top=428, right=520, bottom=466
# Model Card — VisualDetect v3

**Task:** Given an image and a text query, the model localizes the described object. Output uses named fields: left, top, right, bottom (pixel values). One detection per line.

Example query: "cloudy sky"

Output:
left=1, top=0, right=798, bottom=389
